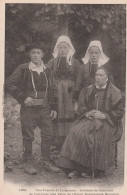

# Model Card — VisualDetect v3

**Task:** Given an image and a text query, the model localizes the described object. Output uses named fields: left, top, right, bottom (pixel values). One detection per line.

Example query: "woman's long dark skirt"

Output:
left=58, top=118, right=115, bottom=171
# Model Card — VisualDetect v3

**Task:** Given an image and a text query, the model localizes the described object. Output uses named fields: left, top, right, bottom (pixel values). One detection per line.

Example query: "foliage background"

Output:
left=5, top=4, right=126, bottom=89
left=4, top=4, right=125, bottom=185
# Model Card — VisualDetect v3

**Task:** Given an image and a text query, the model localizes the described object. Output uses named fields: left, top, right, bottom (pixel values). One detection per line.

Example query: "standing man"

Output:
left=5, top=43, right=59, bottom=175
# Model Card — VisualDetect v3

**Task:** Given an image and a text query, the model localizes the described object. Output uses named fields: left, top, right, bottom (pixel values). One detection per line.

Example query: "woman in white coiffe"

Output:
left=81, top=40, right=113, bottom=87
left=47, top=35, right=83, bottom=150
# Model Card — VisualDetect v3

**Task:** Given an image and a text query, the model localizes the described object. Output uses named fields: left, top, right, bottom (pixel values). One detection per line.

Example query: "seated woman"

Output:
left=58, top=67, right=124, bottom=179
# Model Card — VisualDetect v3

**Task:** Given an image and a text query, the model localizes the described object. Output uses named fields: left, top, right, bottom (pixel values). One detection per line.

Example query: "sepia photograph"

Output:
left=2, top=2, right=126, bottom=194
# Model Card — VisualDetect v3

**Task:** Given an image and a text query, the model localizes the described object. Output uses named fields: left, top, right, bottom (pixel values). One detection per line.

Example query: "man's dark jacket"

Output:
left=5, top=63, right=56, bottom=111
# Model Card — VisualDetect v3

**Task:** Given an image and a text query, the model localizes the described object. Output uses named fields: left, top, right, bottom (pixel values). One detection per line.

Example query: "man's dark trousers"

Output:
left=20, top=104, right=53, bottom=161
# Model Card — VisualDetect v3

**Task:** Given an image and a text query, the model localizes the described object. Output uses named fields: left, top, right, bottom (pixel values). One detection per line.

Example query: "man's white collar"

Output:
left=29, top=61, right=46, bottom=74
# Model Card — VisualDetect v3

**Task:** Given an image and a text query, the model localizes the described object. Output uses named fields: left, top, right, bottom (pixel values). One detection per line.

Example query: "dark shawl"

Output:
left=78, top=82, right=124, bottom=142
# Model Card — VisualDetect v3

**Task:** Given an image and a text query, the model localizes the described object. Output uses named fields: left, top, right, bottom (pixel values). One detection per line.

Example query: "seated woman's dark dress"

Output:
left=58, top=82, right=124, bottom=173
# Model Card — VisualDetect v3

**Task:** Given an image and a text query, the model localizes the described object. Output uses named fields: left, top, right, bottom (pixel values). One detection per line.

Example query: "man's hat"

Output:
left=26, top=42, right=45, bottom=53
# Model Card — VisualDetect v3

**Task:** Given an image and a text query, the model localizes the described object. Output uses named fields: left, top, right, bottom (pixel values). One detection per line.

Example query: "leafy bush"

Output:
left=5, top=4, right=126, bottom=89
